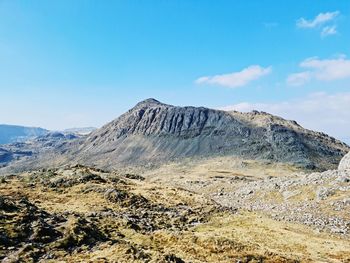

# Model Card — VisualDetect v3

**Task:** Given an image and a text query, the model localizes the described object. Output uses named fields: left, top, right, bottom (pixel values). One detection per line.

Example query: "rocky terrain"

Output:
left=144, top=152, right=350, bottom=232
left=1, top=160, right=350, bottom=262
left=1, top=99, right=350, bottom=262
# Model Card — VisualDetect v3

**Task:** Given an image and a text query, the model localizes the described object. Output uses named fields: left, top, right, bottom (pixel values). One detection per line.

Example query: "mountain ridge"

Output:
left=0, top=98, right=348, bottom=173
left=73, top=98, right=349, bottom=171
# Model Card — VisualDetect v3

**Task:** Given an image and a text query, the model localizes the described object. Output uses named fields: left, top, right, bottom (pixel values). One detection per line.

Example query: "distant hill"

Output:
left=63, top=127, right=97, bottom=135
left=0, top=131, right=84, bottom=171
left=0, top=124, right=48, bottom=144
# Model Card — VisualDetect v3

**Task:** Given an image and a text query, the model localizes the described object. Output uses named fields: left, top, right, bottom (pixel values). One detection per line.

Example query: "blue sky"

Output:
left=0, top=1, right=349, bottom=141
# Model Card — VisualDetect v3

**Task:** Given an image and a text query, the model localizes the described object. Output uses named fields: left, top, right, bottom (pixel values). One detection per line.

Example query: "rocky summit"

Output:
left=73, top=98, right=348, bottom=171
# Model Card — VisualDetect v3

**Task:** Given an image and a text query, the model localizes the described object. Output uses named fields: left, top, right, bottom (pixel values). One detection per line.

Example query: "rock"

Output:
left=47, top=172, right=106, bottom=188
left=29, top=219, right=61, bottom=243
left=125, top=245, right=151, bottom=261
left=343, top=198, right=350, bottom=205
left=331, top=227, right=346, bottom=234
left=164, top=254, right=185, bottom=263
left=282, top=190, right=300, bottom=200
left=53, top=217, right=107, bottom=249
left=339, top=152, right=350, bottom=170
left=104, top=188, right=129, bottom=203
left=337, top=175, right=350, bottom=183
left=316, top=187, right=334, bottom=201
left=123, top=173, right=145, bottom=181
left=0, top=177, right=7, bottom=183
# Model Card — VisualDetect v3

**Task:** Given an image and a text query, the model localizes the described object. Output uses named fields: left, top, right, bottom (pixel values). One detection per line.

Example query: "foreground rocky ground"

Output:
left=144, top=154, right=350, bottom=235
left=1, top=160, right=350, bottom=262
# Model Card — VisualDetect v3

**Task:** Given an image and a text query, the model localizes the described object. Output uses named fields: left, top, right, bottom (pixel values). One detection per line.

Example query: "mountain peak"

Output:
left=134, top=98, right=165, bottom=108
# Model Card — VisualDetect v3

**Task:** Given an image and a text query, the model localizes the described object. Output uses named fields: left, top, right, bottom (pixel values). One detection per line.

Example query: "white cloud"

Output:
left=297, top=11, right=339, bottom=28
left=300, top=56, right=350, bottom=80
left=220, top=92, right=350, bottom=143
left=195, top=65, right=272, bottom=88
left=286, top=71, right=311, bottom=86
left=287, top=55, right=350, bottom=85
left=321, top=25, right=337, bottom=37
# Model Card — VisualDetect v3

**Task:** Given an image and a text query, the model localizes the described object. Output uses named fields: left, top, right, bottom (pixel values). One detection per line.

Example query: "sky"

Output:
left=0, top=1, right=349, bottom=142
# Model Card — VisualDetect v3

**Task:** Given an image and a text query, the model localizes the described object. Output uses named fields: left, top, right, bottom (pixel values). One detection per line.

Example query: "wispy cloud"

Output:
left=195, top=65, right=271, bottom=88
left=286, top=71, right=311, bottom=86
left=321, top=25, right=337, bottom=37
left=296, top=11, right=339, bottom=37
left=287, top=55, right=350, bottom=86
left=220, top=92, right=350, bottom=142
left=297, top=11, right=339, bottom=28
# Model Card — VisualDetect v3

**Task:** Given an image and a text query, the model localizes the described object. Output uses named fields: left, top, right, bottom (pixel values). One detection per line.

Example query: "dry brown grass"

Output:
left=1, top=166, right=350, bottom=262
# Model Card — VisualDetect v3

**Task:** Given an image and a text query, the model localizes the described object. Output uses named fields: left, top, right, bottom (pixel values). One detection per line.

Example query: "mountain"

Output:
left=0, top=124, right=48, bottom=144
left=0, top=98, right=348, bottom=174
left=72, top=98, right=349, bottom=170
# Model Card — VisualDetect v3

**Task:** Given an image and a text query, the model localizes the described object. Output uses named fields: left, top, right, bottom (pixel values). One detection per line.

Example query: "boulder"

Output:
left=338, top=152, right=350, bottom=170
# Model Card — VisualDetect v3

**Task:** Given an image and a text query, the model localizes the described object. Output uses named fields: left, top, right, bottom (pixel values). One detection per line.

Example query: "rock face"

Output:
left=339, top=152, right=350, bottom=170
left=74, top=98, right=349, bottom=170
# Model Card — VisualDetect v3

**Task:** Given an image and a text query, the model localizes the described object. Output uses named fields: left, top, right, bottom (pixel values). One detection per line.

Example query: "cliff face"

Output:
left=86, top=98, right=249, bottom=142
left=74, top=99, right=349, bottom=170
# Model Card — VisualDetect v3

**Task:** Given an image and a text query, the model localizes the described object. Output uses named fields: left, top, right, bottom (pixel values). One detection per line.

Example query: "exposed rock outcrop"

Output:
left=339, top=152, right=350, bottom=170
